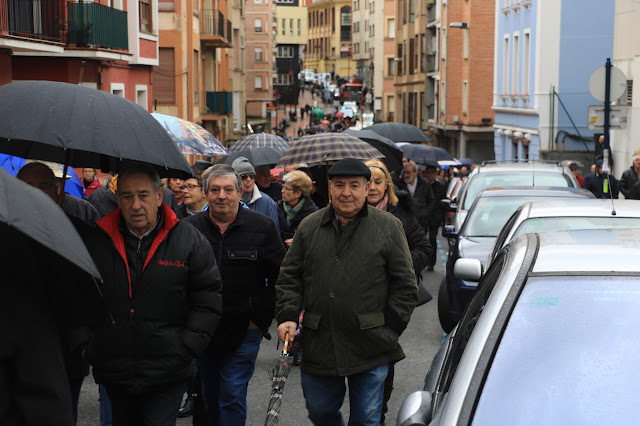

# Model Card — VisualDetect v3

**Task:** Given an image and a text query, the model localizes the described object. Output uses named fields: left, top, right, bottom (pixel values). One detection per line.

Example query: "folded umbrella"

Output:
left=265, top=334, right=292, bottom=426
left=0, top=81, right=193, bottom=178
left=151, top=112, right=229, bottom=158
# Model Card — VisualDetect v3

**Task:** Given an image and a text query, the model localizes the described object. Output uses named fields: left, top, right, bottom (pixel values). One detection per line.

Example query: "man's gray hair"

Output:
left=202, top=164, right=241, bottom=192
left=117, top=163, right=162, bottom=192
left=406, top=160, right=418, bottom=172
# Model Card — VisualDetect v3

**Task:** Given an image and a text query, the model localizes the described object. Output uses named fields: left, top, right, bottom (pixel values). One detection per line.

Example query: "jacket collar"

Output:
left=320, top=202, right=369, bottom=226
left=247, top=185, right=262, bottom=205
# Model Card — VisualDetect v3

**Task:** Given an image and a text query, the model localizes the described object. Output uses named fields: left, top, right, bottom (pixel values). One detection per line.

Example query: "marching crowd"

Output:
left=4, top=151, right=453, bottom=426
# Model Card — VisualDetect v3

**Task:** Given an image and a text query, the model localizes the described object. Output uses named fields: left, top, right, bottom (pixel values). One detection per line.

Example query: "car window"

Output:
left=462, top=173, right=573, bottom=210
left=435, top=253, right=508, bottom=404
left=490, top=207, right=522, bottom=261
left=513, top=217, right=640, bottom=239
left=464, top=197, right=536, bottom=238
left=472, top=276, right=640, bottom=425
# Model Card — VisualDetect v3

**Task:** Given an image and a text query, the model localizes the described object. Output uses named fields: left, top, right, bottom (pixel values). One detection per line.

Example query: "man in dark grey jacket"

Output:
left=619, top=153, right=640, bottom=198
left=395, top=160, right=434, bottom=233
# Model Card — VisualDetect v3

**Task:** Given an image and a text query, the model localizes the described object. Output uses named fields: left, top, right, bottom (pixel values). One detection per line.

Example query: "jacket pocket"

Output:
left=302, top=311, right=322, bottom=330
left=227, top=248, right=258, bottom=261
left=357, top=311, right=386, bottom=330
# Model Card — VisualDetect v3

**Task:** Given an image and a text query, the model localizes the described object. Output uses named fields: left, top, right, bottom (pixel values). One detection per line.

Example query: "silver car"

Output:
left=398, top=228, right=640, bottom=426
left=487, top=198, right=640, bottom=266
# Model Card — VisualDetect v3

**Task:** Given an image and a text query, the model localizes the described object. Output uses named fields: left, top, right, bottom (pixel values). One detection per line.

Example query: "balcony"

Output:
left=426, top=3, right=436, bottom=23
left=0, top=0, right=63, bottom=42
left=67, top=2, right=128, bottom=50
left=206, top=91, right=232, bottom=114
left=425, top=53, right=436, bottom=73
left=201, top=9, right=231, bottom=47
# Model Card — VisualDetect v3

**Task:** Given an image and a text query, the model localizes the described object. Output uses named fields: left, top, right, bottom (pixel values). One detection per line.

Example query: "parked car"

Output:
left=487, top=198, right=640, bottom=267
left=444, top=178, right=465, bottom=226
left=442, top=161, right=579, bottom=232
left=398, top=228, right=640, bottom=426
left=438, top=186, right=594, bottom=332
left=341, top=101, right=359, bottom=113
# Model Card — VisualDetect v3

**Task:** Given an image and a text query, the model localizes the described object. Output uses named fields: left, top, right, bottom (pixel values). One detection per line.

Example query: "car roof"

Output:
left=474, top=161, right=566, bottom=174
left=520, top=198, right=640, bottom=218
left=475, top=186, right=593, bottom=198
left=530, top=228, right=640, bottom=273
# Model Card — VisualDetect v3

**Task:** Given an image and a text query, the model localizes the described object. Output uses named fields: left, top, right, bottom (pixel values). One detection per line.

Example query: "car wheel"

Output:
left=438, top=278, right=459, bottom=333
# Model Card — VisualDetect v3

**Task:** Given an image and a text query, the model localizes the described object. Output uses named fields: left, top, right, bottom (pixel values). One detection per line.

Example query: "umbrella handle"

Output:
left=282, top=332, right=291, bottom=356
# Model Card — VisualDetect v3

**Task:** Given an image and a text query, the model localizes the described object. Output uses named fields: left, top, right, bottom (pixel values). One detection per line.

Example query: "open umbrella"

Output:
left=334, top=112, right=344, bottom=119
left=276, top=133, right=384, bottom=168
left=265, top=334, right=292, bottom=426
left=342, top=129, right=403, bottom=172
left=399, top=143, right=454, bottom=165
left=313, top=108, right=325, bottom=119
left=365, top=122, right=432, bottom=143
left=151, top=113, right=229, bottom=158
left=0, top=81, right=193, bottom=178
left=231, top=133, right=289, bottom=153
left=219, top=147, right=283, bottom=168
left=457, top=157, right=475, bottom=167
left=0, top=167, right=104, bottom=324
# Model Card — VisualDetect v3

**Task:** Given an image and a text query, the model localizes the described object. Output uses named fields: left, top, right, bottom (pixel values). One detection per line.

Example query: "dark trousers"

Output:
left=428, top=226, right=439, bottom=267
left=106, top=382, right=186, bottom=426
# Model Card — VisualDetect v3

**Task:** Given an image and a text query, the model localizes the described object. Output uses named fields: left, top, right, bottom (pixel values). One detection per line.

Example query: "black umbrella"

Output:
left=365, top=122, right=432, bottom=143
left=219, top=147, right=283, bottom=168
left=342, top=129, right=403, bottom=172
left=0, top=167, right=104, bottom=325
left=0, top=81, right=193, bottom=178
left=399, top=143, right=454, bottom=165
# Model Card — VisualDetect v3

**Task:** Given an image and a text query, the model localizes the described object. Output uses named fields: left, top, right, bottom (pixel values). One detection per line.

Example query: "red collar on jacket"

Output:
left=96, top=203, right=179, bottom=312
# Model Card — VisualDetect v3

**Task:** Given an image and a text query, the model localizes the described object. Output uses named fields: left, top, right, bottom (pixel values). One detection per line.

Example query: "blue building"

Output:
left=492, top=0, right=614, bottom=160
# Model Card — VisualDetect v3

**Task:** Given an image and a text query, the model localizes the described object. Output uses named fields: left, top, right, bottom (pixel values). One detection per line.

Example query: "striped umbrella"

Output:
left=276, top=133, right=384, bottom=168
left=265, top=334, right=292, bottom=426
left=231, top=133, right=289, bottom=153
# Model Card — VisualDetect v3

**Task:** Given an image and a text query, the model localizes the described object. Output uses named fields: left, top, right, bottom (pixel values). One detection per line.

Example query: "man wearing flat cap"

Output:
left=275, top=157, right=418, bottom=425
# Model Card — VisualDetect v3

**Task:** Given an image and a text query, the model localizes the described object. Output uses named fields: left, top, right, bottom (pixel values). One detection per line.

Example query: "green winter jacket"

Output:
left=275, top=204, right=418, bottom=376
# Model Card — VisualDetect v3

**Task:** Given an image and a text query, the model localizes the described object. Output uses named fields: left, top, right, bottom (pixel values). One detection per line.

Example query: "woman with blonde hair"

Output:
left=277, top=170, right=319, bottom=247
left=365, top=158, right=432, bottom=424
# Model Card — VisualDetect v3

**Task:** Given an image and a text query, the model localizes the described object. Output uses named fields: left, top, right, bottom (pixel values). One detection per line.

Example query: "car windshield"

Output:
left=464, top=197, right=545, bottom=237
left=462, top=172, right=572, bottom=209
left=473, top=277, right=640, bottom=425
left=513, top=217, right=640, bottom=239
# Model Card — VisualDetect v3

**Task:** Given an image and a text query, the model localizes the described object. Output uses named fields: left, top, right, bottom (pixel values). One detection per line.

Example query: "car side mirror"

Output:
left=454, top=258, right=483, bottom=282
left=397, top=390, right=433, bottom=426
left=440, top=198, right=457, bottom=212
left=442, top=225, right=457, bottom=239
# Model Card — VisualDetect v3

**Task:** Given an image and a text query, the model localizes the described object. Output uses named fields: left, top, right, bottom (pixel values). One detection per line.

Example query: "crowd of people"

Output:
left=7, top=146, right=461, bottom=426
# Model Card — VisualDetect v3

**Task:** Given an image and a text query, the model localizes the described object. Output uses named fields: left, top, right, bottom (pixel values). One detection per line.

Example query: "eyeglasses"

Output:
left=240, top=174, right=256, bottom=180
left=180, top=184, right=202, bottom=191
left=282, top=186, right=295, bottom=192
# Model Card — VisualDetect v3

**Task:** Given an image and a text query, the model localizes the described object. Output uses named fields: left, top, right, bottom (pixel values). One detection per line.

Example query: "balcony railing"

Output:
left=425, top=53, right=436, bottom=73
left=67, top=2, right=128, bottom=50
left=0, top=0, right=63, bottom=42
left=206, top=91, right=232, bottom=114
left=426, top=4, right=436, bottom=22
left=201, top=9, right=231, bottom=45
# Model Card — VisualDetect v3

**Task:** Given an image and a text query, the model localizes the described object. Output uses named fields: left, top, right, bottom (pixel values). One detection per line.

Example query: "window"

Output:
left=290, top=19, right=293, bottom=36
left=387, top=18, right=395, bottom=38
left=409, top=0, right=415, bottom=22
left=387, top=57, right=396, bottom=76
left=512, top=33, right=519, bottom=94
left=277, top=46, right=294, bottom=57
left=255, top=75, right=263, bottom=89
left=441, top=81, right=446, bottom=113
left=409, top=37, right=416, bottom=74
left=277, top=73, right=294, bottom=85
left=523, top=31, right=530, bottom=95
left=463, top=28, right=469, bottom=59
left=255, top=47, right=263, bottom=61
left=255, top=18, right=262, bottom=33
left=139, top=0, right=152, bottom=32
left=193, top=50, right=199, bottom=104
left=502, top=35, right=509, bottom=94
left=397, top=43, right=403, bottom=75
left=282, top=18, right=285, bottom=35
left=155, top=48, right=175, bottom=103
left=111, top=83, right=125, bottom=98
left=297, top=19, right=301, bottom=35
left=462, top=81, right=468, bottom=114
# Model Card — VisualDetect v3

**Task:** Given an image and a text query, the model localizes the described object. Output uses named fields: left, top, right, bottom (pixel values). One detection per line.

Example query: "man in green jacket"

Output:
left=276, top=158, right=418, bottom=425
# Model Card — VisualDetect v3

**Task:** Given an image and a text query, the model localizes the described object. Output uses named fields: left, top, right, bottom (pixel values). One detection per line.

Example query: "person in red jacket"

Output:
left=81, top=168, right=103, bottom=198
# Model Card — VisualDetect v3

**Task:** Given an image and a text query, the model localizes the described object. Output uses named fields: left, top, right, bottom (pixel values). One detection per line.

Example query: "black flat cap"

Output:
left=568, top=163, right=580, bottom=171
left=328, top=158, right=371, bottom=180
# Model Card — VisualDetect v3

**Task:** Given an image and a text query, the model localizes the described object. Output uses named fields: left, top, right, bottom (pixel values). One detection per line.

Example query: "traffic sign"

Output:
left=587, top=105, right=627, bottom=130
left=589, top=65, right=626, bottom=102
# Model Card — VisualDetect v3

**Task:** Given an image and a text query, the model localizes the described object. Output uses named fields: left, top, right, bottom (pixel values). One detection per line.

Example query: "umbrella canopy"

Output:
left=219, top=147, right=283, bottom=168
left=342, top=129, right=403, bottom=172
left=313, top=108, right=325, bottom=118
left=334, top=112, right=344, bottom=119
left=276, top=133, right=384, bottom=168
left=0, top=81, right=193, bottom=178
left=399, top=143, right=454, bottom=165
left=151, top=113, right=229, bottom=158
left=231, top=133, right=289, bottom=153
left=457, top=157, right=475, bottom=167
left=365, top=122, right=432, bottom=143
left=265, top=336, right=292, bottom=425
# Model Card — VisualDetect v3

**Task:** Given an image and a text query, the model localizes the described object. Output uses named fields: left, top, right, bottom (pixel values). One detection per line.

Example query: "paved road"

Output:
left=77, top=234, right=449, bottom=426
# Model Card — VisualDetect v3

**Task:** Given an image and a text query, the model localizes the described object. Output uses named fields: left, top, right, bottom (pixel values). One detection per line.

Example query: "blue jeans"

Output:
left=198, top=327, right=263, bottom=426
left=99, top=384, right=113, bottom=426
left=301, top=363, right=389, bottom=426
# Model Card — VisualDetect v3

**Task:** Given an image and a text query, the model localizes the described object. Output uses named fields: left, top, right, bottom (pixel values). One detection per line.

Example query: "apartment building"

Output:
left=305, top=0, right=354, bottom=79
left=1, top=0, right=157, bottom=108
left=274, top=0, right=307, bottom=107
left=430, top=0, right=495, bottom=160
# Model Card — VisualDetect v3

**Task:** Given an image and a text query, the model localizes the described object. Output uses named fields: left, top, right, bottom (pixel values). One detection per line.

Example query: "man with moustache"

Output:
left=183, top=164, right=286, bottom=425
